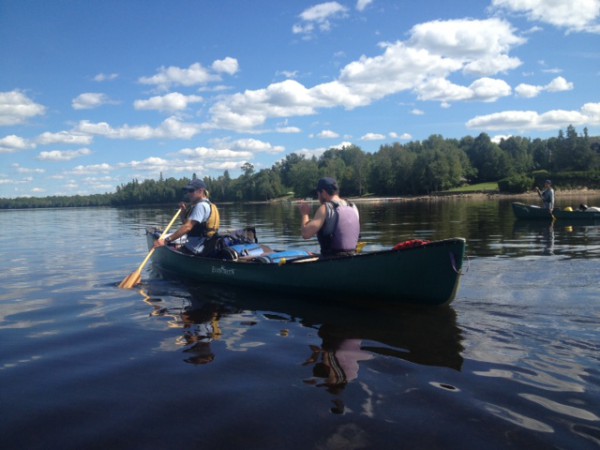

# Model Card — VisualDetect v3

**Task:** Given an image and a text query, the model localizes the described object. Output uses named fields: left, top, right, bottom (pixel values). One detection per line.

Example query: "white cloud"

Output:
left=408, top=18, right=525, bottom=75
left=205, top=161, right=245, bottom=171
left=124, top=157, right=177, bottom=173
left=175, top=138, right=285, bottom=167
left=212, top=57, right=239, bottom=75
left=314, top=130, right=340, bottom=139
left=277, top=70, right=299, bottom=79
left=0, top=90, right=46, bottom=126
left=229, top=138, right=285, bottom=154
left=93, top=73, right=118, bottom=82
left=0, top=134, right=35, bottom=153
left=515, top=83, right=542, bottom=98
left=134, top=92, right=204, bottom=112
left=176, top=146, right=253, bottom=160
left=515, top=76, right=574, bottom=98
left=38, top=148, right=92, bottom=161
left=139, top=62, right=219, bottom=90
left=466, top=102, right=600, bottom=131
left=69, top=163, right=114, bottom=175
left=12, top=164, right=45, bottom=174
left=75, top=116, right=203, bottom=140
left=417, top=77, right=512, bottom=103
left=36, top=131, right=93, bottom=146
left=293, top=141, right=355, bottom=160
left=293, top=2, right=349, bottom=36
left=209, top=79, right=319, bottom=130
left=546, top=76, right=574, bottom=92
left=361, top=132, right=386, bottom=141
left=276, top=126, right=302, bottom=133
left=208, top=18, right=526, bottom=132
left=356, top=0, right=373, bottom=12
left=411, top=109, right=425, bottom=115
left=492, top=0, right=600, bottom=33
left=491, top=134, right=512, bottom=143
left=72, top=93, right=115, bottom=110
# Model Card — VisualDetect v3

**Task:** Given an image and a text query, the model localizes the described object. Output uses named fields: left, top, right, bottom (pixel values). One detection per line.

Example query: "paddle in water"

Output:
left=118, top=208, right=182, bottom=289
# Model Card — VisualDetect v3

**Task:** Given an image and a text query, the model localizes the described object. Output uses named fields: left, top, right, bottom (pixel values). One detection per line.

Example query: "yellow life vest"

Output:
left=185, top=200, right=220, bottom=238
left=205, top=202, right=220, bottom=238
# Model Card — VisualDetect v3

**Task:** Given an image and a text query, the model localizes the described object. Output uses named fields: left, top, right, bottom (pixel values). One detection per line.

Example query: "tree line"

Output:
left=2, top=126, right=599, bottom=209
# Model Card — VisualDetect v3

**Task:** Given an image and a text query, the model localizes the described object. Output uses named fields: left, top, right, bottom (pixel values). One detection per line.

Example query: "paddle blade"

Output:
left=118, top=270, right=142, bottom=289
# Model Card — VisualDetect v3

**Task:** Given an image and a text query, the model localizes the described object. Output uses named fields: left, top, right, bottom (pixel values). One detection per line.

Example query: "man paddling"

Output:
left=536, top=179, right=555, bottom=213
left=298, top=177, right=360, bottom=257
left=153, top=179, right=220, bottom=255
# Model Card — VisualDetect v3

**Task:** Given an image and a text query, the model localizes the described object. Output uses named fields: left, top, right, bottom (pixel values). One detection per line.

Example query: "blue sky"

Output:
left=1, top=0, right=599, bottom=198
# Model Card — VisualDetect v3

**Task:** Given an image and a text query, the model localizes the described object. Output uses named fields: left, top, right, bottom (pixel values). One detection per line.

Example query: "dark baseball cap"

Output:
left=184, top=179, right=207, bottom=191
left=316, top=177, right=339, bottom=192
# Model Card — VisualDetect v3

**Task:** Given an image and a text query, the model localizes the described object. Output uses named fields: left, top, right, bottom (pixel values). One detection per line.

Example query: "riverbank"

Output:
left=280, top=188, right=600, bottom=205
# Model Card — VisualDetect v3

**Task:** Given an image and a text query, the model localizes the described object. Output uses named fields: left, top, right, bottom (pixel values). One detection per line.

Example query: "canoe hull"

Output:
left=512, top=202, right=600, bottom=221
left=146, top=234, right=466, bottom=307
left=554, top=209, right=600, bottom=220
left=512, top=202, right=554, bottom=219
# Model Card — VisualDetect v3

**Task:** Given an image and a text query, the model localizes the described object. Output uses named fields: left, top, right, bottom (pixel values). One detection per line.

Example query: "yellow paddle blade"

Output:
left=118, top=270, right=142, bottom=289
left=356, top=242, right=367, bottom=253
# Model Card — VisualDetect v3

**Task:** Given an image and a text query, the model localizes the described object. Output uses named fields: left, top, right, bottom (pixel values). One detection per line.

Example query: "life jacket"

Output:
left=317, top=200, right=360, bottom=255
left=185, top=200, right=220, bottom=238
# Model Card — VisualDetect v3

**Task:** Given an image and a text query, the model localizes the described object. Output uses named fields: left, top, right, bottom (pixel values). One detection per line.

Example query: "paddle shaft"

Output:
left=119, top=208, right=182, bottom=288
left=135, top=208, right=182, bottom=271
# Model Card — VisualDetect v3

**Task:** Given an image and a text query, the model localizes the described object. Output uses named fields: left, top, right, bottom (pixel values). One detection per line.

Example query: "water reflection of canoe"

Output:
left=512, top=202, right=600, bottom=221
left=172, top=285, right=465, bottom=371
left=513, top=219, right=599, bottom=233
left=146, top=232, right=466, bottom=307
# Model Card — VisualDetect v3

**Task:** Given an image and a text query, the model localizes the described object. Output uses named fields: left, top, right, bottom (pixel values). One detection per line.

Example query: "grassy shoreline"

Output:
left=338, top=188, right=600, bottom=204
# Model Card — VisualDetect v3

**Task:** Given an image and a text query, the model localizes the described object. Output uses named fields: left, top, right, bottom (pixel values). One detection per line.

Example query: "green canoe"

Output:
left=511, top=202, right=555, bottom=219
left=146, top=232, right=466, bottom=307
left=512, top=202, right=600, bottom=220
left=555, top=209, right=600, bottom=220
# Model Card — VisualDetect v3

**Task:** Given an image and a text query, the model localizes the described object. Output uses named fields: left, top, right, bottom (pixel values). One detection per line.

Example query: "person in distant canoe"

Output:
left=536, top=179, right=555, bottom=212
left=298, top=177, right=360, bottom=257
left=153, top=179, right=220, bottom=255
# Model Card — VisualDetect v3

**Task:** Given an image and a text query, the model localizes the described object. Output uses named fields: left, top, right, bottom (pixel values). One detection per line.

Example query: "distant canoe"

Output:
left=511, top=202, right=554, bottom=219
left=555, top=208, right=600, bottom=220
left=512, top=202, right=600, bottom=220
left=146, top=232, right=466, bottom=307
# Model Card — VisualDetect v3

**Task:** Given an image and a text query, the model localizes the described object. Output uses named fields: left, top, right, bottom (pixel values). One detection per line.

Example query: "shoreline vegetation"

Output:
left=276, top=187, right=600, bottom=205
left=2, top=188, right=599, bottom=210
left=2, top=126, right=599, bottom=209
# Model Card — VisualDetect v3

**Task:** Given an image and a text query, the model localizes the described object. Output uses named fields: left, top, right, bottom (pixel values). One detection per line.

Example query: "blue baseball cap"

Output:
left=184, top=179, right=207, bottom=191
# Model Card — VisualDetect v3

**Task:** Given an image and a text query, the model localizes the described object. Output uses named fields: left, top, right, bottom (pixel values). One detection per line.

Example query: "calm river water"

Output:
left=1, top=195, right=599, bottom=449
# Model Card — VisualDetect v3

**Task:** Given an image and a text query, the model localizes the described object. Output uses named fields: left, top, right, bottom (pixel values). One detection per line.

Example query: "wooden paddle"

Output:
left=118, top=209, right=182, bottom=289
